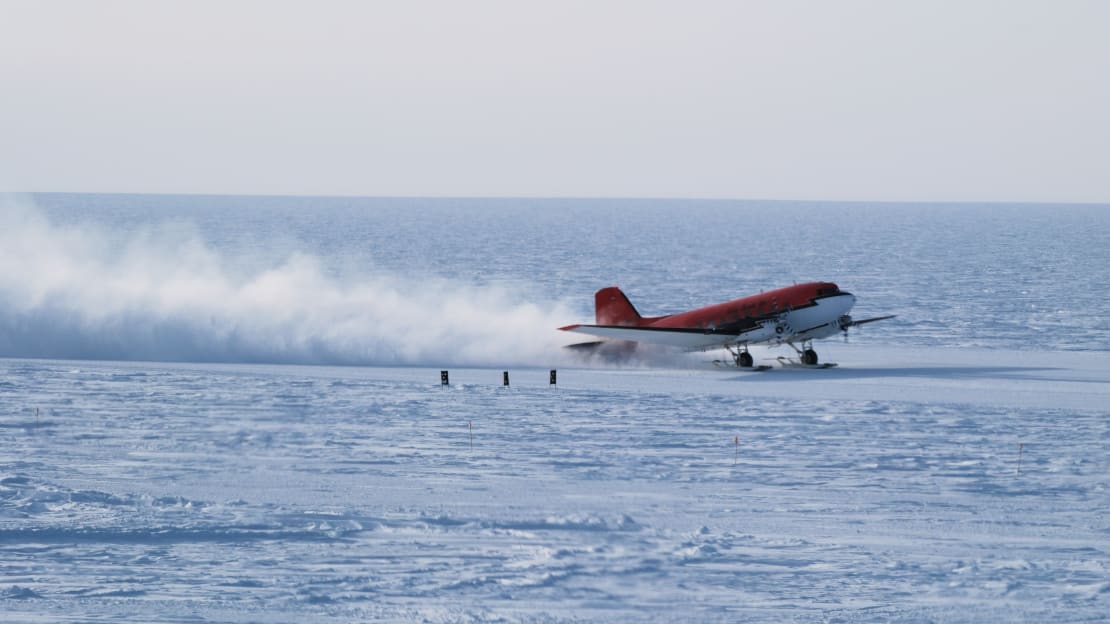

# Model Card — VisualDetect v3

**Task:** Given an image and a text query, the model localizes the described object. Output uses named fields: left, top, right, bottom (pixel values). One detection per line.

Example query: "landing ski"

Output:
left=712, top=360, right=773, bottom=371
left=776, top=357, right=838, bottom=369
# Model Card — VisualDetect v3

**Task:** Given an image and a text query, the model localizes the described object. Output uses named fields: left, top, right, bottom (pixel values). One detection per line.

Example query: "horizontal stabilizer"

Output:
left=560, top=323, right=741, bottom=350
left=563, top=340, right=607, bottom=350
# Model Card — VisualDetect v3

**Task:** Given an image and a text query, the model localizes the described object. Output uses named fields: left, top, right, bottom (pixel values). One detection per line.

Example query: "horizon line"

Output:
left=7, top=190, right=1110, bottom=208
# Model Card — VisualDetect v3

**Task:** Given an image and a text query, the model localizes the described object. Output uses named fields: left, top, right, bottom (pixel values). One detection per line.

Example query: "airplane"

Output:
left=559, top=282, right=894, bottom=368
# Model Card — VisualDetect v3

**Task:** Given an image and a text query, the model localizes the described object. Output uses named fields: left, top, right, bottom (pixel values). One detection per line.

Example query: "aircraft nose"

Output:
left=841, top=292, right=857, bottom=311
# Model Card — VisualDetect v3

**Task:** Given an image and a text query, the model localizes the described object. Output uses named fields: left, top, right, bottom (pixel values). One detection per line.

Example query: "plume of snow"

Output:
left=0, top=197, right=577, bottom=367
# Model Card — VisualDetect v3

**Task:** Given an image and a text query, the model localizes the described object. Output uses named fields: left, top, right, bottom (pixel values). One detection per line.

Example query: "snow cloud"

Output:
left=0, top=198, right=576, bottom=367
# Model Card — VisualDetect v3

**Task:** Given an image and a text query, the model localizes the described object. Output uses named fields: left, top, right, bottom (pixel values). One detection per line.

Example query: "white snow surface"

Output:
left=2, top=196, right=1109, bottom=622
left=3, top=346, right=1109, bottom=622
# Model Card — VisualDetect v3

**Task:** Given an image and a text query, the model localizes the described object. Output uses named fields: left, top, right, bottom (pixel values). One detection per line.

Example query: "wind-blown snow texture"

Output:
left=2, top=195, right=1109, bottom=622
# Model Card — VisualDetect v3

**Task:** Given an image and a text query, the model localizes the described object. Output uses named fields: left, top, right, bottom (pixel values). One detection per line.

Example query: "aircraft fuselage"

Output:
left=560, top=282, right=860, bottom=351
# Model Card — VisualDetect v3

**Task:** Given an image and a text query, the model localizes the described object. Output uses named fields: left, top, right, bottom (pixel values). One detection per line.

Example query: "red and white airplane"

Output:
left=559, top=282, right=894, bottom=367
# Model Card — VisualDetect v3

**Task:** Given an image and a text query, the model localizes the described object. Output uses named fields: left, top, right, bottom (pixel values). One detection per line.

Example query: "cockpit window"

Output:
left=816, top=286, right=839, bottom=297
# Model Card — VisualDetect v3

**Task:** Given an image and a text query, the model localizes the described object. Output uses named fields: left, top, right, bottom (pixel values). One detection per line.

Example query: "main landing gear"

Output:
left=716, top=345, right=756, bottom=368
left=778, top=340, right=837, bottom=368
left=789, top=340, right=819, bottom=365
left=714, top=341, right=835, bottom=369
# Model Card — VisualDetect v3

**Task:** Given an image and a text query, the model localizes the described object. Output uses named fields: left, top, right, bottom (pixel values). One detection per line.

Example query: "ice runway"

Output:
left=2, top=346, right=1107, bottom=622
left=632, top=344, right=1109, bottom=412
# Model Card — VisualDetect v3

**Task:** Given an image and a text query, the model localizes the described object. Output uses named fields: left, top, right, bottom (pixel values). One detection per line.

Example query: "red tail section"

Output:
left=595, top=287, right=642, bottom=326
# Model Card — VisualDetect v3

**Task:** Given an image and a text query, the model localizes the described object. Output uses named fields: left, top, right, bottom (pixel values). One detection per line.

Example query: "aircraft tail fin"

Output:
left=595, top=286, right=642, bottom=326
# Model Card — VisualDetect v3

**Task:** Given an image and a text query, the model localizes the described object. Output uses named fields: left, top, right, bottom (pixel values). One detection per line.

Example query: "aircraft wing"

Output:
left=796, top=314, right=898, bottom=335
left=843, top=314, right=897, bottom=328
left=559, top=324, right=742, bottom=350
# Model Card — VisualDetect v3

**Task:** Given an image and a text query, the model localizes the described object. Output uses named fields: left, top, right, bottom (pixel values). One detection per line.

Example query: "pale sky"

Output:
left=2, top=0, right=1108, bottom=202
